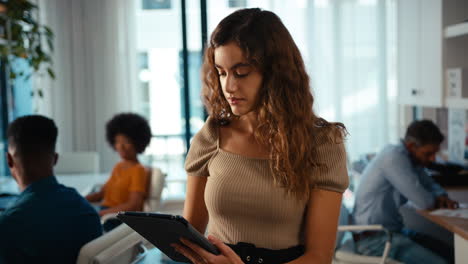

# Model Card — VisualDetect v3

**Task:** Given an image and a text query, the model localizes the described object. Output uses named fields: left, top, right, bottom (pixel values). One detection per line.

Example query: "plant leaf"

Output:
left=47, top=67, right=55, bottom=79
left=3, top=0, right=55, bottom=82
left=44, top=26, right=54, bottom=38
left=47, top=38, right=54, bottom=52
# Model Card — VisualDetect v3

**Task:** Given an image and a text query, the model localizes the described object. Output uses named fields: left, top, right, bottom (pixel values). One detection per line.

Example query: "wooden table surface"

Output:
left=418, top=186, right=468, bottom=240
left=418, top=210, right=468, bottom=240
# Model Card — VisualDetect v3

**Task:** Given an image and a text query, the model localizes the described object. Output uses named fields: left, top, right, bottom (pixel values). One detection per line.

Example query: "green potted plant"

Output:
left=0, top=0, right=54, bottom=91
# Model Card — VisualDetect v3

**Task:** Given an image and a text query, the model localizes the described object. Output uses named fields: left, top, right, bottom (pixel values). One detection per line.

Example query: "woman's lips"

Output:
left=228, top=97, right=244, bottom=105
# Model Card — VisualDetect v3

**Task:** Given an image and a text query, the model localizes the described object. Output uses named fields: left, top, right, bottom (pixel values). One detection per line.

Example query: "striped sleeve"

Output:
left=184, top=116, right=218, bottom=177
left=311, top=128, right=349, bottom=193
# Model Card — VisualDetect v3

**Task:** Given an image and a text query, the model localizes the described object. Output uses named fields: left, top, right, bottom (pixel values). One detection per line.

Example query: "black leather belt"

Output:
left=227, top=242, right=304, bottom=264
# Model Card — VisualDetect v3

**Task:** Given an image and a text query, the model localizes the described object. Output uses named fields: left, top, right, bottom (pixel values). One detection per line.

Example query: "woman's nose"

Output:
left=115, top=143, right=123, bottom=150
left=224, top=75, right=238, bottom=93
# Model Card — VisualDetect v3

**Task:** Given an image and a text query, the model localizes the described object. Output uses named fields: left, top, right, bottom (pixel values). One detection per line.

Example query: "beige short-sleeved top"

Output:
left=185, top=116, right=349, bottom=250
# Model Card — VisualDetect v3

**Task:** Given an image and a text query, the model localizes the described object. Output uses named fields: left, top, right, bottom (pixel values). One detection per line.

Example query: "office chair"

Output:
left=334, top=205, right=402, bottom=264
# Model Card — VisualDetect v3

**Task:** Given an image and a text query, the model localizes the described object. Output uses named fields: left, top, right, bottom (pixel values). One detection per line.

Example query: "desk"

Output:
left=1, top=174, right=185, bottom=203
left=56, top=173, right=109, bottom=195
left=0, top=173, right=109, bottom=196
left=418, top=187, right=468, bottom=264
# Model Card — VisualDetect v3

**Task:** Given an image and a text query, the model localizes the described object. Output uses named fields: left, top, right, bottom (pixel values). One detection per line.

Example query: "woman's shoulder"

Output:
left=132, top=162, right=146, bottom=171
left=112, top=161, right=125, bottom=170
left=192, top=116, right=220, bottom=146
left=310, top=120, right=349, bottom=193
left=311, top=120, right=346, bottom=146
left=185, top=116, right=220, bottom=176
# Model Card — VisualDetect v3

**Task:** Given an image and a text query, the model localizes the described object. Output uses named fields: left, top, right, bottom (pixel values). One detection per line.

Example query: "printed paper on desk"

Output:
left=430, top=208, right=468, bottom=219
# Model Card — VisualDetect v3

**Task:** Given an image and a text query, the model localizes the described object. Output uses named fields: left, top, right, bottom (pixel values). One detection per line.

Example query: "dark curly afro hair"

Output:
left=106, top=113, right=152, bottom=154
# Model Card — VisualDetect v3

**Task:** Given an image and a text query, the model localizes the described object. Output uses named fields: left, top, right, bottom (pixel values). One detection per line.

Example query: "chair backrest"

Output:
left=336, top=204, right=351, bottom=248
left=55, top=152, right=100, bottom=174
left=144, top=167, right=167, bottom=212
left=76, top=224, right=146, bottom=264
left=334, top=205, right=403, bottom=264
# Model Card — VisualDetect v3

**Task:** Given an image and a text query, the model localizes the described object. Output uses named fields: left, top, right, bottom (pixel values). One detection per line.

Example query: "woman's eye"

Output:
left=235, top=72, right=248, bottom=77
left=235, top=66, right=251, bottom=77
left=235, top=69, right=251, bottom=77
left=218, top=71, right=226, bottom=77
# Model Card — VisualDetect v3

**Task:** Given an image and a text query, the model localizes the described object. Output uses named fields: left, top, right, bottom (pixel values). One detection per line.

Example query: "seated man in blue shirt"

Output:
left=0, top=115, right=102, bottom=264
left=353, top=119, right=458, bottom=264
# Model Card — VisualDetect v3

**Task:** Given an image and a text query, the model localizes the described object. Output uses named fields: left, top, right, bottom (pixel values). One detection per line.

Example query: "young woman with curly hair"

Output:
left=174, top=8, right=349, bottom=264
left=86, top=113, right=152, bottom=222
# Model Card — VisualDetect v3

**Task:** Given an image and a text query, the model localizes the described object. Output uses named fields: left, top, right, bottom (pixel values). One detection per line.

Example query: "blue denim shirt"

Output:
left=0, top=176, right=102, bottom=264
left=353, top=142, right=446, bottom=231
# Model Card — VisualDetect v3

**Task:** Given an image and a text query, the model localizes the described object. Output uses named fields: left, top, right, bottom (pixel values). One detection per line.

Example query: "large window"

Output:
left=133, top=0, right=398, bottom=197
left=207, top=0, right=398, bottom=162
left=0, top=58, right=33, bottom=177
left=142, top=0, right=172, bottom=10
left=135, top=0, right=205, bottom=197
left=0, top=60, right=8, bottom=177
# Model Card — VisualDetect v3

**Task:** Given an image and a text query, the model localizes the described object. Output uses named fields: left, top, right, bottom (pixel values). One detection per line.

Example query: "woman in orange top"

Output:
left=86, top=113, right=152, bottom=218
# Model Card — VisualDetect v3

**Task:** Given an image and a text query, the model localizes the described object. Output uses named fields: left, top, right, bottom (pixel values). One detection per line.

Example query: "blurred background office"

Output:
left=1, top=0, right=468, bottom=263
left=0, top=0, right=467, bottom=209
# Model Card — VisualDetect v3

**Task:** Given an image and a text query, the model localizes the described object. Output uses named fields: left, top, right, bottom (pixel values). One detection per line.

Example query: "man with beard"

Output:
left=353, top=119, right=458, bottom=264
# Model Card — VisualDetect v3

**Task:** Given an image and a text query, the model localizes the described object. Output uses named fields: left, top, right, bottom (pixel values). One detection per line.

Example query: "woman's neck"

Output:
left=121, top=157, right=139, bottom=164
left=235, top=112, right=258, bottom=134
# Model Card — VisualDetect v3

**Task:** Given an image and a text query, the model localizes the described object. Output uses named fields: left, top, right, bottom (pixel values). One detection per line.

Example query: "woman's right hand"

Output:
left=172, top=235, right=244, bottom=264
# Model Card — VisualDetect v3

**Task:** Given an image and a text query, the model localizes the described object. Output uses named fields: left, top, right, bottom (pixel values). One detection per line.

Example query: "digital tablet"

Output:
left=116, top=211, right=220, bottom=263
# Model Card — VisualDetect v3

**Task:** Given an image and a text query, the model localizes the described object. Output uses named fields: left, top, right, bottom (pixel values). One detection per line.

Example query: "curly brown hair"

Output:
left=202, top=8, right=346, bottom=200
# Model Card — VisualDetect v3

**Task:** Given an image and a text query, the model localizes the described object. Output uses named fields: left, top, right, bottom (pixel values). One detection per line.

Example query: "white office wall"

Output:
left=35, top=0, right=138, bottom=172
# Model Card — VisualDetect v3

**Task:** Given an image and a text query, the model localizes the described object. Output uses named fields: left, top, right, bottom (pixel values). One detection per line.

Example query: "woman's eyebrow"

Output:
left=215, top=63, right=251, bottom=70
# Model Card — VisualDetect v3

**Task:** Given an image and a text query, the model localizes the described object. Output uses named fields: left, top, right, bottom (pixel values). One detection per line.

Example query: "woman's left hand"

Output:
left=171, top=235, right=244, bottom=264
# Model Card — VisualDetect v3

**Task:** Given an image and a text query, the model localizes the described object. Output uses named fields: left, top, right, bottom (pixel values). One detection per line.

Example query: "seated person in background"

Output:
left=0, top=115, right=102, bottom=264
left=86, top=113, right=151, bottom=220
left=353, top=119, right=458, bottom=264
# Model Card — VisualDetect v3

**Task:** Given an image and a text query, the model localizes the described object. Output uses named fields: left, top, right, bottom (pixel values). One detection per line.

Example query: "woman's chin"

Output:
left=230, top=106, right=252, bottom=117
